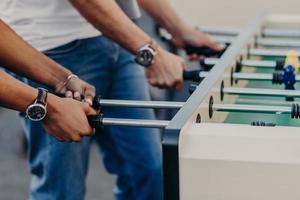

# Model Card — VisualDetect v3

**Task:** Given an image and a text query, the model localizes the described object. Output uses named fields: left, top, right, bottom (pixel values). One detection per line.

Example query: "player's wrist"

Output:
left=46, top=93, right=61, bottom=116
left=151, top=45, right=164, bottom=64
left=54, top=73, right=78, bottom=93
left=135, top=39, right=161, bottom=67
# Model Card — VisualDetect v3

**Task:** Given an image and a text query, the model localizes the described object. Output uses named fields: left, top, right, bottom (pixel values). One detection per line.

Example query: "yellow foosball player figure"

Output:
left=285, top=50, right=300, bottom=73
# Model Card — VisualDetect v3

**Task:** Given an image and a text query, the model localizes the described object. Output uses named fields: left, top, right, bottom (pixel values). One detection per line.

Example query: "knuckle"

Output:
left=72, top=135, right=81, bottom=142
left=166, top=83, right=173, bottom=88
left=56, top=137, right=64, bottom=142
left=64, top=138, right=72, bottom=143
left=158, top=81, right=165, bottom=87
left=166, top=80, right=173, bottom=87
left=90, top=86, right=96, bottom=94
left=81, top=126, right=93, bottom=136
left=176, top=77, right=183, bottom=83
left=148, top=78, right=155, bottom=85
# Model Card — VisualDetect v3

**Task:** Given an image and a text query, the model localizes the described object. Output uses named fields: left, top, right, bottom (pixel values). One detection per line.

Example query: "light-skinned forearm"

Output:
left=0, top=20, right=72, bottom=89
left=138, top=0, right=189, bottom=38
left=70, top=0, right=153, bottom=53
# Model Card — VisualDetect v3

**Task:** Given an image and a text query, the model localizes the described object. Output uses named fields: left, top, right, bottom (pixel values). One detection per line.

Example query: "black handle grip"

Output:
left=54, top=93, right=103, bottom=128
left=185, top=45, right=226, bottom=57
left=199, top=59, right=214, bottom=68
left=189, top=84, right=198, bottom=94
left=183, top=70, right=202, bottom=82
left=54, top=93, right=101, bottom=110
left=275, top=60, right=285, bottom=71
left=87, top=114, right=103, bottom=128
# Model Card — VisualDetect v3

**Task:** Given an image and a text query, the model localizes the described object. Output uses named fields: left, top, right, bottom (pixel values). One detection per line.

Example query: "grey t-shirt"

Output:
left=116, top=0, right=141, bottom=20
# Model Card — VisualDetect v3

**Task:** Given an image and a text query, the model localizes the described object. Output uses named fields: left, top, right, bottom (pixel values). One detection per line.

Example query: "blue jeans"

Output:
left=22, top=36, right=162, bottom=200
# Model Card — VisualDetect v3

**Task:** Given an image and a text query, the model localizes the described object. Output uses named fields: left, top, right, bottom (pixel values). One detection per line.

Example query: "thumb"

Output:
left=206, top=40, right=224, bottom=51
left=175, top=80, right=184, bottom=91
left=82, top=102, right=97, bottom=115
left=180, top=58, right=186, bottom=70
left=84, top=86, right=96, bottom=106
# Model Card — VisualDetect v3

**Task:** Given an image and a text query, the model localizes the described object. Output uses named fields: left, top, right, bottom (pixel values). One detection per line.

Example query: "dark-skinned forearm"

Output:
left=138, top=0, right=188, bottom=38
left=70, top=0, right=152, bottom=53
left=0, top=70, right=38, bottom=112
left=0, top=20, right=72, bottom=89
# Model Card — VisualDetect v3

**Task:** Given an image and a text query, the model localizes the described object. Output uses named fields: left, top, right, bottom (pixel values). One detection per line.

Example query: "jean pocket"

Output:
left=44, top=40, right=82, bottom=56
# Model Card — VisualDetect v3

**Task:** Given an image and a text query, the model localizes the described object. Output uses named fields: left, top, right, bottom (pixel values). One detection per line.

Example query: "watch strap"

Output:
left=136, top=39, right=157, bottom=55
left=36, top=88, right=48, bottom=105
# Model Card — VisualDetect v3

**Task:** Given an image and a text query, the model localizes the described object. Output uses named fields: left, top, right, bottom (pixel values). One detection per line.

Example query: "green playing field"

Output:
left=225, top=56, right=300, bottom=127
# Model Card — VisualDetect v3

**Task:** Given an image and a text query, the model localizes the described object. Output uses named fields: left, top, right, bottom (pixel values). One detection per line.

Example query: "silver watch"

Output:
left=26, top=88, right=48, bottom=121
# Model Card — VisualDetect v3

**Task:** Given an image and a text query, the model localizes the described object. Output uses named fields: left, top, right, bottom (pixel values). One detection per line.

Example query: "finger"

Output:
left=82, top=102, right=97, bottom=115
left=152, top=81, right=167, bottom=89
left=73, top=91, right=82, bottom=101
left=88, top=127, right=96, bottom=136
left=148, top=78, right=156, bottom=86
left=71, top=135, right=81, bottom=143
left=84, top=94, right=94, bottom=106
left=199, top=55, right=205, bottom=60
left=84, top=87, right=96, bottom=106
left=61, top=138, right=72, bottom=143
left=81, top=124, right=96, bottom=137
left=54, top=136, right=64, bottom=142
left=174, top=79, right=184, bottom=91
left=65, top=91, right=73, bottom=98
left=181, top=60, right=186, bottom=70
left=189, top=54, right=200, bottom=61
left=206, top=40, right=224, bottom=51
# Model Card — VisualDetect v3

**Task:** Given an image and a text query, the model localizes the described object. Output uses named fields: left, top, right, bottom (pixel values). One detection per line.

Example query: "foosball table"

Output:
left=88, top=13, right=300, bottom=200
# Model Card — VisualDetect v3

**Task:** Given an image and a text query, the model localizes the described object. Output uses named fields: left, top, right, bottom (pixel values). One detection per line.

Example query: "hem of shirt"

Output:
left=36, top=32, right=102, bottom=52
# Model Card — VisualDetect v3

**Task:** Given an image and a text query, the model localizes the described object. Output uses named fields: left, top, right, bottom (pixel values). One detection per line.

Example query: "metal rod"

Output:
left=233, top=72, right=274, bottom=81
left=235, top=72, right=300, bottom=81
left=223, top=87, right=300, bottom=98
left=236, top=98, right=294, bottom=107
left=249, top=48, right=300, bottom=57
left=263, top=28, right=300, bottom=38
left=102, top=118, right=169, bottom=128
left=210, top=35, right=300, bottom=48
left=202, top=58, right=280, bottom=69
left=100, top=99, right=184, bottom=109
left=241, top=59, right=279, bottom=68
left=213, top=104, right=291, bottom=114
left=101, top=103, right=295, bottom=128
left=199, top=71, right=300, bottom=81
left=201, top=26, right=300, bottom=38
left=201, top=58, right=219, bottom=66
left=256, top=38, right=300, bottom=48
left=210, top=35, right=235, bottom=44
left=160, top=26, right=300, bottom=50
left=98, top=87, right=300, bottom=112
left=200, top=26, right=240, bottom=36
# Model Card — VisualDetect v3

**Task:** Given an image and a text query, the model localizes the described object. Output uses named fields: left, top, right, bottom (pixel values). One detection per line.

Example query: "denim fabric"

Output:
left=21, top=36, right=162, bottom=200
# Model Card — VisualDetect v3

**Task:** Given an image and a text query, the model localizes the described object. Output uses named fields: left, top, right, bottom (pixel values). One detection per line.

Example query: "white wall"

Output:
left=170, top=0, right=300, bottom=27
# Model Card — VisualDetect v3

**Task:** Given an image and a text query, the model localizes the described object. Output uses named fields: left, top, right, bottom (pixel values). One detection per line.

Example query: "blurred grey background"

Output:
left=171, top=0, right=300, bottom=27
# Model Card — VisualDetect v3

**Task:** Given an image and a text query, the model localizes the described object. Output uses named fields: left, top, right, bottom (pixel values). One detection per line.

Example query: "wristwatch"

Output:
left=135, top=41, right=157, bottom=67
left=26, top=88, right=48, bottom=121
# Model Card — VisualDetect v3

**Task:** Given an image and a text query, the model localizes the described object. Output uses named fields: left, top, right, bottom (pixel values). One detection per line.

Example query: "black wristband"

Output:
left=36, top=88, right=48, bottom=105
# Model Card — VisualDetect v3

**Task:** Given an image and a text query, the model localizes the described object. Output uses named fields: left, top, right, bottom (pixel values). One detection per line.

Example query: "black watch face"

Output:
left=136, top=49, right=154, bottom=66
left=26, top=104, right=47, bottom=121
